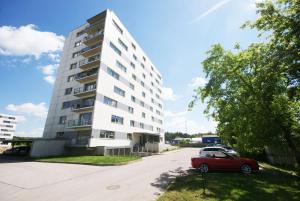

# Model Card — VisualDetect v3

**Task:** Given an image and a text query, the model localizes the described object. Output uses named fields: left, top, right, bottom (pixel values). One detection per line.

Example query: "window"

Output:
left=65, top=88, right=72, bottom=95
left=110, top=42, right=121, bottom=56
left=118, top=38, right=128, bottom=51
left=72, top=51, right=80, bottom=58
left=116, top=60, right=127, bottom=72
left=62, top=101, right=71, bottom=109
left=130, top=120, right=135, bottom=127
left=113, top=20, right=123, bottom=34
left=130, top=62, right=135, bottom=68
left=156, top=110, right=161, bottom=115
left=74, top=40, right=82, bottom=47
left=111, top=115, right=123, bottom=125
left=140, top=123, right=144, bottom=129
left=151, top=66, right=154, bottom=71
left=157, top=127, right=161, bottom=132
left=68, top=75, right=76, bottom=82
left=76, top=30, right=84, bottom=37
left=142, top=92, right=146, bottom=98
left=141, top=63, right=145, bottom=69
left=131, top=96, right=136, bottom=102
left=142, top=73, right=146, bottom=79
left=70, top=63, right=77, bottom=70
left=132, top=74, right=137, bottom=80
left=128, top=106, right=134, bottom=114
left=150, top=72, right=153, bottom=77
left=100, top=130, right=115, bottom=139
left=103, top=96, right=117, bottom=107
left=140, top=101, right=145, bottom=107
left=133, top=54, right=137, bottom=60
left=131, top=43, right=136, bottom=50
left=130, top=83, right=135, bottom=90
left=151, top=98, right=154, bottom=103
left=107, top=67, right=120, bottom=80
left=143, top=56, right=146, bottom=61
left=56, top=132, right=64, bottom=138
left=156, top=94, right=160, bottom=99
left=151, top=116, right=155, bottom=122
left=150, top=89, right=153, bottom=94
left=158, top=103, right=162, bottom=109
left=127, top=133, right=133, bottom=140
left=59, top=116, right=67, bottom=124
left=142, top=112, right=146, bottom=118
left=141, top=81, right=144, bottom=87
left=158, top=88, right=162, bottom=94
left=114, top=86, right=125, bottom=97
left=150, top=106, right=153, bottom=111
left=151, top=82, right=154, bottom=86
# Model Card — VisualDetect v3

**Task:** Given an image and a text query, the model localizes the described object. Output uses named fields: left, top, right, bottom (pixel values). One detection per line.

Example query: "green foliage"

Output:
left=189, top=0, right=300, bottom=166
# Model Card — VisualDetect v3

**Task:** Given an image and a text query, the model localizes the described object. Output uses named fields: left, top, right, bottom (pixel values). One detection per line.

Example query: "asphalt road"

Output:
left=0, top=148, right=198, bottom=201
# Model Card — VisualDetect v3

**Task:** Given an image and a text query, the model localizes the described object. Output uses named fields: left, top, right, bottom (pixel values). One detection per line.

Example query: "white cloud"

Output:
left=6, top=102, right=48, bottom=118
left=162, top=87, right=178, bottom=101
left=164, top=110, right=188, bottom=117
left=0, top=24, right=64, bottom=58
left=40, top=64, right=58, bottom=75
left=48, top=53, right=61, bottom=62
left=164, top=109, right=217, bottom=134
left=39, top=64, right=58, bottom=85
left=43, top=75, right=56, bottom=84
left=15, top=128, right=43, bottom=138
left=15, top=115, right=27, bottom=123
left=191, top=0, right=233, bottom=23
left=188, top=77, right=207, bottom=88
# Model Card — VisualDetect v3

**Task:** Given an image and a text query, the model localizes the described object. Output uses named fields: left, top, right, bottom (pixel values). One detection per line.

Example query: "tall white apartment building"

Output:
left=43, top=10, right=164, bottom=152
left=0, top=114, right=17, bottom=143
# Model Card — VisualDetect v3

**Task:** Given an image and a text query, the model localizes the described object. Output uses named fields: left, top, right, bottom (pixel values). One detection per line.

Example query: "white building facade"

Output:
left=0, top=114, right=17, bottom=142
left=43, top=10, right=164, bottom=152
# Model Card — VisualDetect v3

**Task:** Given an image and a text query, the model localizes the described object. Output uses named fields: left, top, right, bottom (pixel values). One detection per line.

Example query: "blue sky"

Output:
left=0, top=0, right=261, bottom=137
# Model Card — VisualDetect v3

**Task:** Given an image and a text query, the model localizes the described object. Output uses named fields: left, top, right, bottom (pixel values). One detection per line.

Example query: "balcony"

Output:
left=79, top=54, right=100, bottom=70
left=71, top=98, right=95, bottom=113
left=83, top=30, right=103, bottom=46
left=74, top=85, right=96, bottom=98
left=81, top=43, right=101, bottom=57
left=75, top=68, right=98, bottom=83
left=67, top=119, right=92, bottom=129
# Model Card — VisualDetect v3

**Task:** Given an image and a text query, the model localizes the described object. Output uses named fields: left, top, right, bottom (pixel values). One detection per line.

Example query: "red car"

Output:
left=191, top=152, right=259, bottom=174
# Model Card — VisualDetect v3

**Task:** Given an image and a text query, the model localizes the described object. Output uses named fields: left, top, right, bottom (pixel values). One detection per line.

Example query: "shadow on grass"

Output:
left=158, top=166, right=300, bottom=201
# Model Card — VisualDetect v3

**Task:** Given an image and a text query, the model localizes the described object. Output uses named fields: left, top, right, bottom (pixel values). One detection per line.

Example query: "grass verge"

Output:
left=35, top=155, right=141, bottom=166
left=158, top=163, right=300, bottom=201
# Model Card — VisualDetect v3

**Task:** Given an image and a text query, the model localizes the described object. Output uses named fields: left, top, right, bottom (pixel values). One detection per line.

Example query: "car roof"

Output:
left=203, top=146, right=225, bottom=149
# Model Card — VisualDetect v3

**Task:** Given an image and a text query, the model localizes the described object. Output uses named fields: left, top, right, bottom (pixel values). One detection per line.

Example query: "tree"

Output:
left=189, top=0, right=300, bottom=167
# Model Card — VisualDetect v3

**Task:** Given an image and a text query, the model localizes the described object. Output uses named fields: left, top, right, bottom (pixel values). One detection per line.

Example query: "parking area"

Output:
left=0, top=148, right=198, bottom=201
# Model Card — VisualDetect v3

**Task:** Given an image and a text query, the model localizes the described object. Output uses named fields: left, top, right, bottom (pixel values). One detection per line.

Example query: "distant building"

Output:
left=0, top=114, right=17, bottom=143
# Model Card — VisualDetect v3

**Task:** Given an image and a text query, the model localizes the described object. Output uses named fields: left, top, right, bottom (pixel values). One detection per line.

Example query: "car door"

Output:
left=213, top=152, right=236, bottom=170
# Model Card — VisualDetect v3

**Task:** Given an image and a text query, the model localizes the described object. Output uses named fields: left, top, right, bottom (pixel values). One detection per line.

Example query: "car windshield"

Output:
left=223, top=146, right=232, bottom=150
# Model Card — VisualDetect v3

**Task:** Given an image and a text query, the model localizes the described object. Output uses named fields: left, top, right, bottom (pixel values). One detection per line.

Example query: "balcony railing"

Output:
left=74, top=85, right=96, bottom=96
left=75, top=69, right=98, bottom=82
left=81, top=43, right=101, bottom=57
left=78, top=54, right=100, bottom=69
left=67, top=119, right=92, bottom=128
left=71, top=99, right=95, bottom=111
left=82, top=30, right=103, bottom=44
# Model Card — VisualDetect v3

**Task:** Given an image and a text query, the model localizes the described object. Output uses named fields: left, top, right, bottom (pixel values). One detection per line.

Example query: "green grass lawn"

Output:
left=158, top=163, right=300, bottom=201
left=35, top=155, right=141, bottom=165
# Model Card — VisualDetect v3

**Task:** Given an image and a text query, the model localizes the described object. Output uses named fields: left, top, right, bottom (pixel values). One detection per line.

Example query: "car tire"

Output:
left=241, top=164, right=252, bottom=174
left=199, top=163, right=209, bottom=173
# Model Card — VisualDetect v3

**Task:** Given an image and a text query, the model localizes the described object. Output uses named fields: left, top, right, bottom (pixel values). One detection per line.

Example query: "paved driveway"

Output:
left=0, top=148, right=198, bottom=201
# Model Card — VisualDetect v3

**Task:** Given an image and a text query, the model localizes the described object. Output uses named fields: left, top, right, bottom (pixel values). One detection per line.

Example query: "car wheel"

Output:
left=241, top=164, right=252, bottom=174
left=199, top=163, right=209, bottom=173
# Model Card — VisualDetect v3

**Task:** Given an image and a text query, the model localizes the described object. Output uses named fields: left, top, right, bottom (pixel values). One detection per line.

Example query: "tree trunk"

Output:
left=282, top=127, right=300, bottom=169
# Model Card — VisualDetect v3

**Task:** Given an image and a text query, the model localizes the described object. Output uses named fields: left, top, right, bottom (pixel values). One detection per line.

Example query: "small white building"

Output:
left=0, top=114, right=17, bottom=144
